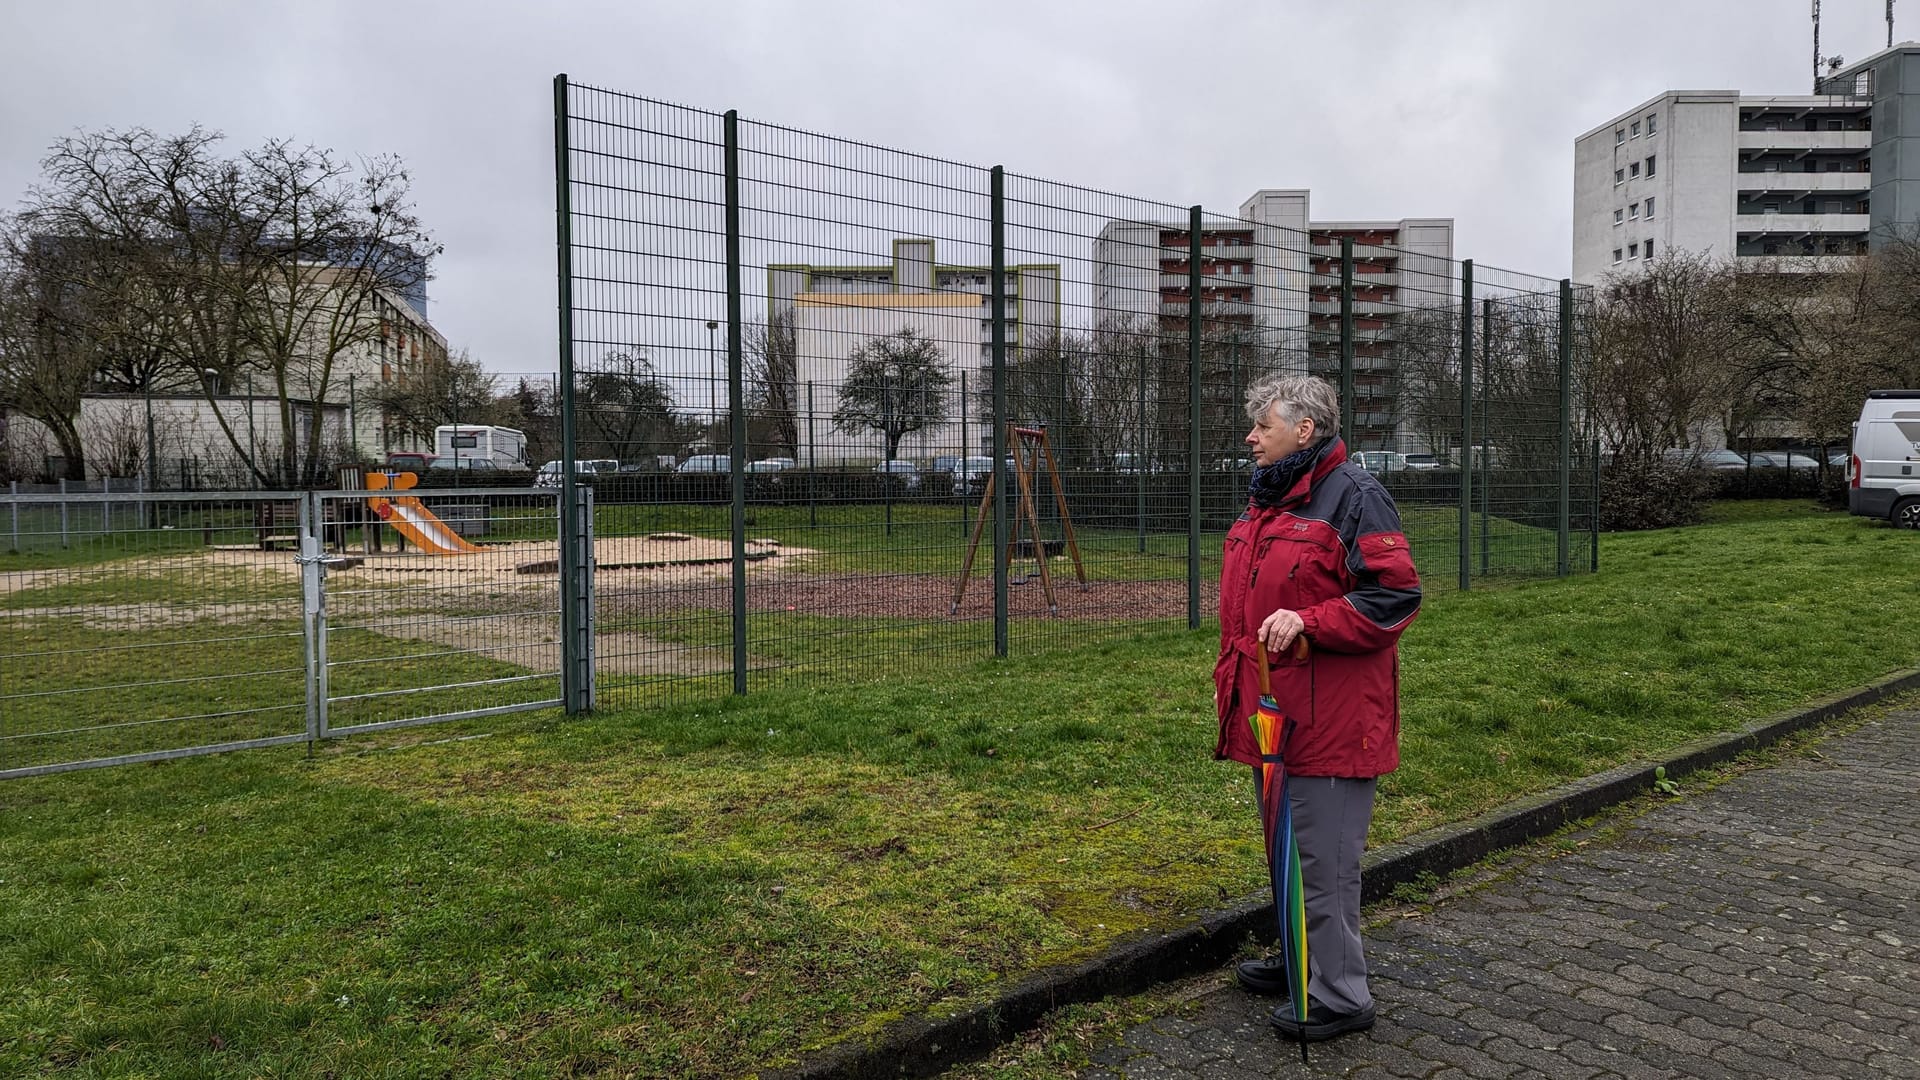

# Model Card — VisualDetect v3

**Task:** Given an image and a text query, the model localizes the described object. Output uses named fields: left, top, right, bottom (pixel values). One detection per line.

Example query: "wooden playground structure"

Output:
left=951, top=425, right=1087, bottom=616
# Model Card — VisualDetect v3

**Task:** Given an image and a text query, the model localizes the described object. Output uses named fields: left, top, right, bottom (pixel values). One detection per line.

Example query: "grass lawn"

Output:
left=1, top=500, right=1914, bottom=1078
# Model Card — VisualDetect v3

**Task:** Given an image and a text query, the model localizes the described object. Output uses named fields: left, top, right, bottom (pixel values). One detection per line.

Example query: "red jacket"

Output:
left=1214, top=439, right=1421, bottom=775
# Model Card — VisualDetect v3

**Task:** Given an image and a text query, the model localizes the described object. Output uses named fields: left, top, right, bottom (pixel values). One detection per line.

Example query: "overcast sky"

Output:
left=0, top=0, right=1904, bottom=380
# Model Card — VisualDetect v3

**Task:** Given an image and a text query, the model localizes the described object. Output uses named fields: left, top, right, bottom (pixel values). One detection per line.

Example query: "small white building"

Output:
left=3, top=393, right=347, bottom=488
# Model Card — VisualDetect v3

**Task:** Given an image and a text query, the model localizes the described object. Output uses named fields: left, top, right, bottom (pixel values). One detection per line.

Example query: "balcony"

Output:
left=1309, top=240, right=1401, bottom=261
left=1160, top=270, right=1260, bottom=289
left=1732, top=252, right=1864, bottom=269
left=1734, top=213, right=1871, bottom=235
left=1736, top=130, right=1871, bottom=154
left=1736, top=172, right=1871, bottom=196
left=1309, top=298, right=1400, bottom=317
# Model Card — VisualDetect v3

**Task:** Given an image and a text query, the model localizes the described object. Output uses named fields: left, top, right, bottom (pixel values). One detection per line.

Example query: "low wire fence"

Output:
left=553, top=77, right=1600, bottom=709
left=0, top=488, right=575, bottom=779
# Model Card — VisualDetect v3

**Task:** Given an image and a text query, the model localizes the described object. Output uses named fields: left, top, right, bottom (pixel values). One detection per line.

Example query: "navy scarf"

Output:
left=1248, top=438, right=1335, bottom=509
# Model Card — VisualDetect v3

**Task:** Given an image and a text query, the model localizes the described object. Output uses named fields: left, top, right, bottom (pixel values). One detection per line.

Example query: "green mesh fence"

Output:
left=553, top=77, right=1598, bottom=708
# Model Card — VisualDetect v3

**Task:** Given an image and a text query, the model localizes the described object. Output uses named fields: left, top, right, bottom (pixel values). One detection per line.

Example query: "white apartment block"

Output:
left=767, top=239, right=1061, bottom=463
left=1093, top=190, right=1454, bottom=451
left=1573, top=43, right=1920, bottom=285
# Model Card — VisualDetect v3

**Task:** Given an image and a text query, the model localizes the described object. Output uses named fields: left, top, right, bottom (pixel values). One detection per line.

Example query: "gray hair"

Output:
left=1245, top=374, right=1341, bottom=444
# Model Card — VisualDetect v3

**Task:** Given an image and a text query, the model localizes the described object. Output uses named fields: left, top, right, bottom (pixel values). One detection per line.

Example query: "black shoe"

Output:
left=1234, top=957, right=1294, bottom=998
left=1269, top=1001, right=1375, bottom=1042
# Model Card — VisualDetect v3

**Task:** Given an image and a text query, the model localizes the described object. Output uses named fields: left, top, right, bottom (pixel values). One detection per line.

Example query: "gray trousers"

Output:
left=1254, top=770, right=1377, bottom=1013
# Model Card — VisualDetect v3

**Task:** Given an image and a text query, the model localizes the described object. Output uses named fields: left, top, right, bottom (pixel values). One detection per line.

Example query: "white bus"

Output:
left=433, top=425, right=528, bottom=469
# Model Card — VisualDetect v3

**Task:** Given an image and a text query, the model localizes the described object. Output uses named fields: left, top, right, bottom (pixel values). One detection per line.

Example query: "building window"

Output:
left=1612, top=248, right=1623, bottom=264
left=1629, top=242, right=1640, bottom=258
left=1762, top=203, right=1780, bottom=214
left=1631, top=120, right=1641, bottom=138
left=1763, top=242, right=1780, bottom=254
left=1629, top=203, right=1640, bottom=220
left=1645, top=196, right=1656, bottom=218
left=1827, top=119, right=1845, bottom=131
left=1616, top=127, right=1626, bottom=144
left=1645, top=155, right=1656, bottom=177
left=1630, top=162, right=1640, bottom=178
left=1647, top=113, right=1657, bottom=135
left=1645, top=238, right=1655, bottom=259
left=1614, top=168, right=1625, bottom=185
left=1614, top=208, right=1624, bottom=225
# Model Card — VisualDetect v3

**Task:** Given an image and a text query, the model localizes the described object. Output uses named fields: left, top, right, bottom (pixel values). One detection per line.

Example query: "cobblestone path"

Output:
left=1076, top=710, right=1920, bottom=1079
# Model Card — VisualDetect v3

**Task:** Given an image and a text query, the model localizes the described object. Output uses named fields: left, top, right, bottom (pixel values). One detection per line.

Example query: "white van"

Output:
left=1847, top=390, right=1920, bottom=528
left=435, top=425, right=528, bottom=468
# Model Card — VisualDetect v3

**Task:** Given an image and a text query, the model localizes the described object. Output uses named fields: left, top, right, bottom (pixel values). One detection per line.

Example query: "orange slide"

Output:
left=366, top=472, right=481, bottom=555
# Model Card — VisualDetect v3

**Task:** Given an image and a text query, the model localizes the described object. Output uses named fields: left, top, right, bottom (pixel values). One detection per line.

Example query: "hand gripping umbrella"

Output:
left=1249, top=639, right=1311, bottom=1063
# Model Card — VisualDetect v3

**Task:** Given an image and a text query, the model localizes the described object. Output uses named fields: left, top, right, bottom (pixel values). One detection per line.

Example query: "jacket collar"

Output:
left=1248, top=437, right=1347, bottom=510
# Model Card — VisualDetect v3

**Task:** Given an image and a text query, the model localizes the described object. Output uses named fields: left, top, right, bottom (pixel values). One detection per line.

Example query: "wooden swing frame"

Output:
left=951, top=424, right=1087, bottom=616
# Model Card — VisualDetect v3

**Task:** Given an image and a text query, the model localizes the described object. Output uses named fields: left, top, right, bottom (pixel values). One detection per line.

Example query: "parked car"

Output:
left=1353, top=451, right=1409, bottom=474
left=534, top=459, right=618, bottom=487
left=1401, top=453, right=1442, bottom=470
left=1211, top=456, right=1253, bottom=473
left=427, top=457, right=498, bottom=472
left=873, top=459, right=922, bottom=491
left=384, top=451, right=436, bottom=472
left=951, top=455, right=1003, bottom=496
left=618, top=455, right=677, bottom=473
left=1748, top=451, right=1820, bottom=471
left=745, top=458, right=791, bottom=474
left=932, top=455, right=962, bottom=475
left=676, top=454, right=735, bottom=475
left=1663, top=448, right=1749, bottom=470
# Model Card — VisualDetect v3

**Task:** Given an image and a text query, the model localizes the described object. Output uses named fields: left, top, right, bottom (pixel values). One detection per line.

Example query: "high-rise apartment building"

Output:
left=1093, top=190, right=1453, bottom=451
left=1572, top=43, right=1920, bottom=285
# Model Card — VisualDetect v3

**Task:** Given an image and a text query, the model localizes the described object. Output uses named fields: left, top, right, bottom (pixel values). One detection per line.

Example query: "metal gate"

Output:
left=1, top=486, right=593, bottom=781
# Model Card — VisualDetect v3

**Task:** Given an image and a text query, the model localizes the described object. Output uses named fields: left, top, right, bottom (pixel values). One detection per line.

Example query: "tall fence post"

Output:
left=1136, top=349, right=1147, bottom=554
left=1557, top=279, right=1573, bottom=577
left=553, top=74, right=584, bottom=714
left=990, top=165, right=1009, bottom=657
left=725, top=109, right=748, bottom=696
left=1457, top=259, right=1473, bottom=591
left=573, top=487, right=597, bottom=712
left=8, top=481, right=17, bottom=553
left=59, top=478, right=70, bottom=549
left=806, top=380, right=818, bottom=528
left=1187, top=206, right=1203, bottom=630
left=1480, top=295, right=1491, bottom=578
left=1339, top=237, right=1355, bottom=441
left=1590, top=438, right=1602, bottom=573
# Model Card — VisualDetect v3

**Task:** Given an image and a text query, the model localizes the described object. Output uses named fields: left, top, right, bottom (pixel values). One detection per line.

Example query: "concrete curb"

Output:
left=768, top=666, right=1920, bottom=1080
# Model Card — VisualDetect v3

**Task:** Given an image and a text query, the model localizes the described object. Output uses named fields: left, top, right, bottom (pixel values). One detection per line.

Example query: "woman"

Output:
left=1214, top=374, right=1421, bottom=1042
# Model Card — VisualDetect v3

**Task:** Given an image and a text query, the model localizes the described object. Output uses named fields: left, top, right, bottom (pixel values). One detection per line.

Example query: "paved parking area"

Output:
left=1076, top=710, right=1920, bottom=1079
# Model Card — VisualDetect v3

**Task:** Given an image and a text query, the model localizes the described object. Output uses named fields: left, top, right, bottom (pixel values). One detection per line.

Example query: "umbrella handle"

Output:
left=1253, top=631, right=1310, bottom=698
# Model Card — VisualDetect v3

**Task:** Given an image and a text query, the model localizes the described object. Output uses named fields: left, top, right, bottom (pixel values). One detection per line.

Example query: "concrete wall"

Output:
left=1574, top=92, right=1740, bottom=284
left=3, top=396, right=347, bottom=485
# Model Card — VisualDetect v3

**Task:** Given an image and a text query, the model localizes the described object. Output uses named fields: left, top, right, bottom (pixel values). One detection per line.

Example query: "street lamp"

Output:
left=142, top=375, right=157, bottom=492
left=244, top=371, right=258, bottom=483
left=705, top=319, right=720, bottom=429
left=347, top=373, right=358, bottom=461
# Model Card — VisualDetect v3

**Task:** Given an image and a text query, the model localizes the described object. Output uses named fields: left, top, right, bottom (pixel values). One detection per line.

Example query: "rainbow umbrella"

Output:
left=1249, top=641, right=1310, bottom=1062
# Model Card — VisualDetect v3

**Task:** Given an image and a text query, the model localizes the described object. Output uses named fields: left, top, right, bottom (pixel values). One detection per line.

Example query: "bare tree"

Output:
left=1588, top=250, right=1745, bottom=461
left=833, top=327, right=954, bottom=461
left=14, top=127, right=437, bottom=486
left=369, top=348, right=507, bottom=447
left=743, top=310, right=799, bottom=458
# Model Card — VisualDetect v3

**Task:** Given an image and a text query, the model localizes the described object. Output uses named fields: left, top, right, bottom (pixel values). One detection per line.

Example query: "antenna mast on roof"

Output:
left=1891, top=0, right=1897, bottom=47
left=1813, top=0, right=1823, bottom=92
